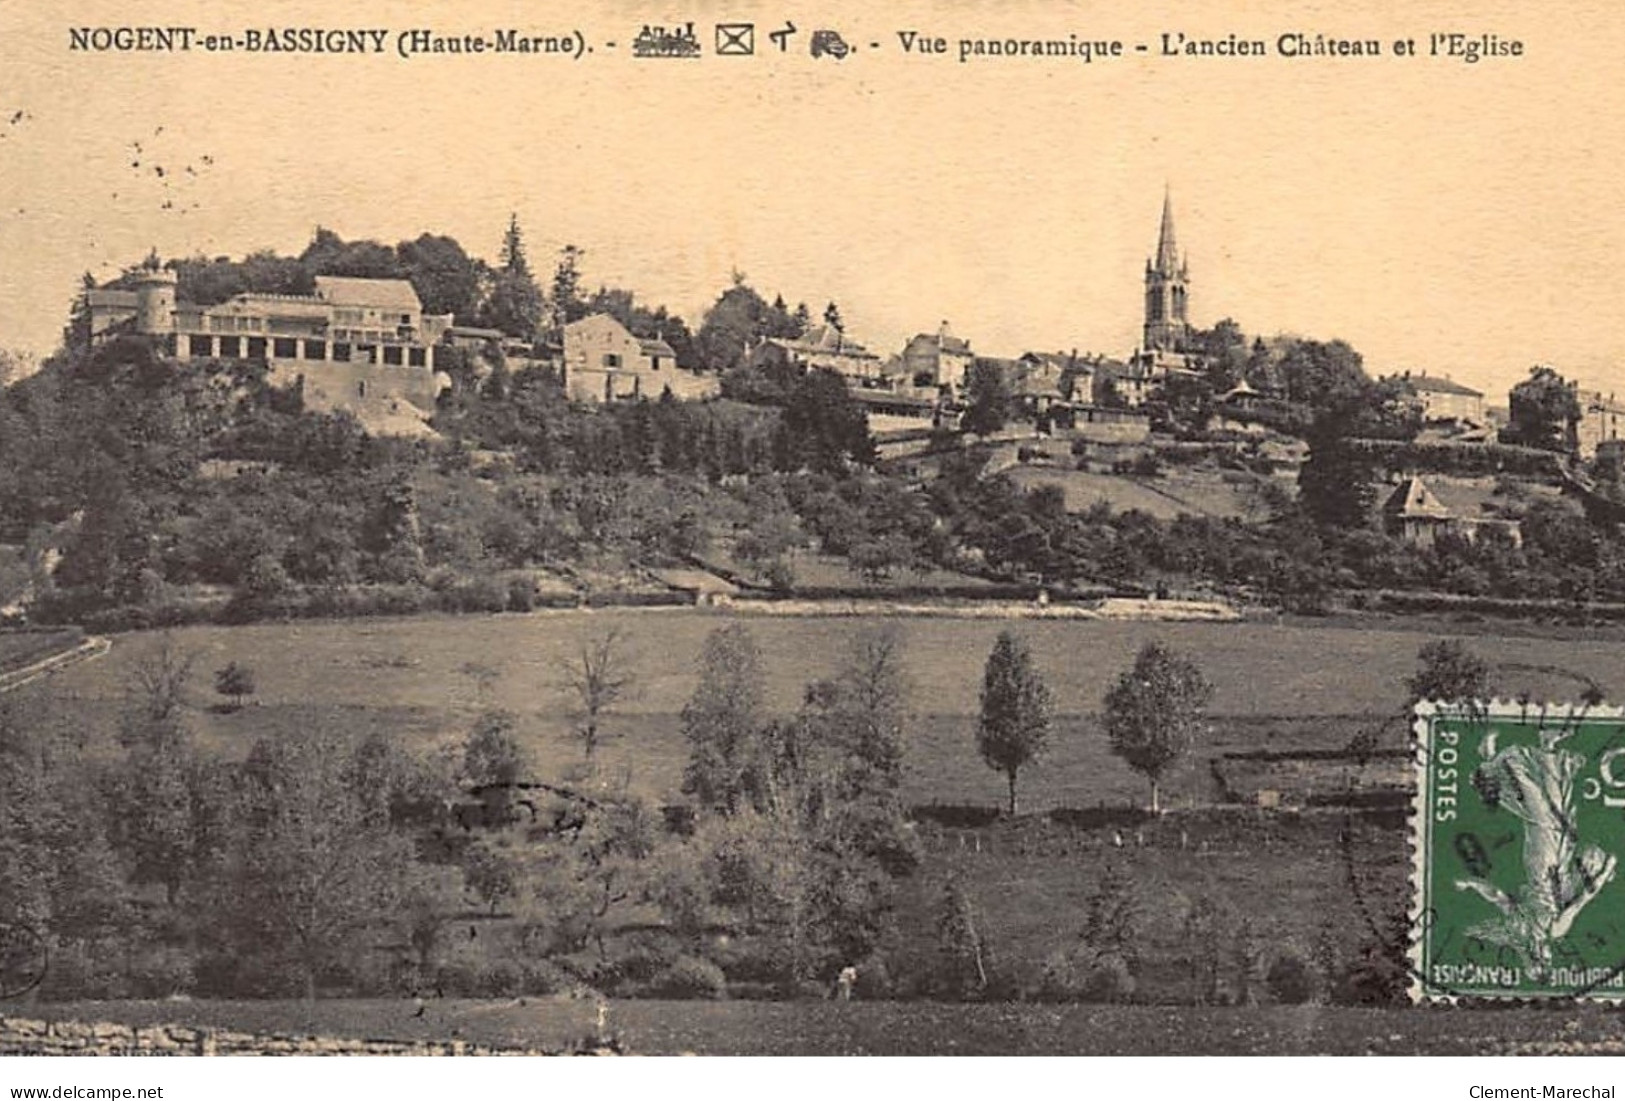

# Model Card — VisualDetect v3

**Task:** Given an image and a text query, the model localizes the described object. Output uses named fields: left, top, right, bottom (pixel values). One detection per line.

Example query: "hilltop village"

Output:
left=3, top=200, right=1624, bottom=1037
left=2, top=199, right=1622, bottom=627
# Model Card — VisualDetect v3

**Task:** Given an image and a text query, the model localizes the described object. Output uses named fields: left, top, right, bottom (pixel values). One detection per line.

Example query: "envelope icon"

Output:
left=716, top=23, right=754, bottom=56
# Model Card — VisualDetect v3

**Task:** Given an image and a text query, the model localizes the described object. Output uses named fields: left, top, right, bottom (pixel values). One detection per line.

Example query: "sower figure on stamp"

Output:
left=1456, top=725, right=1618, bottom=970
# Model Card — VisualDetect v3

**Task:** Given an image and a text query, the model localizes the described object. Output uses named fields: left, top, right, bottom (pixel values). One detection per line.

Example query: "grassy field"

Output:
left=24, top=997, right=1625, bottom=1055
left=1003, top=465, right=1267, bottom=522
left=32, top=609, right=1625, bottom=808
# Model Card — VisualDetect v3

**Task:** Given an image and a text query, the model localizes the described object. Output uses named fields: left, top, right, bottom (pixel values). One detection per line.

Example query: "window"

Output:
left=219, top=336, right=241, bottom=358
left=304, top=339, right=326, bottom=360
left=273, top=338, right=298, bottom=359
left=603, top=353, right=622, bottom=368
left=407, top=347, right=426, bottom=367
left=400, top=313, right=412, bottom=325
left=189, top=334, right=214, bottom=357
left=382, top=345, right=403, bottom=366
left=333, top=343, right=351, bottom=362
left=246, top=337, right=268, bottom=360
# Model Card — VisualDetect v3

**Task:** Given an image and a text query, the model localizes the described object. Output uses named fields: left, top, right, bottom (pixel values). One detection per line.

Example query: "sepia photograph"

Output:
left=1, top=0, right=1624, bottom=1077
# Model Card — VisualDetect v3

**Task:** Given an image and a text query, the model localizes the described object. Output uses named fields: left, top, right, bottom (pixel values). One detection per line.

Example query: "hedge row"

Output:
left=1347, top=438, right=1564, bottom=478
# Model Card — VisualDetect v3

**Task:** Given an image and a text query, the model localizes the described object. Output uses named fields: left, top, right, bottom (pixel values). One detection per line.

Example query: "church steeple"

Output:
left=1144, top=187, right=1190, bottom=352
left=1154, top=188, right=1181, bottom=276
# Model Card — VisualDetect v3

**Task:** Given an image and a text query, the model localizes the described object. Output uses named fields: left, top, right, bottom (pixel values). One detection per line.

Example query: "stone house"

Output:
left=561, top=313, right=680, bottom=403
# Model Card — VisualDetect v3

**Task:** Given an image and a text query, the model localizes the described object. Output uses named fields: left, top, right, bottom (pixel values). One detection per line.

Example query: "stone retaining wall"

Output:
left=0, top=1016, right=596, bottom=1056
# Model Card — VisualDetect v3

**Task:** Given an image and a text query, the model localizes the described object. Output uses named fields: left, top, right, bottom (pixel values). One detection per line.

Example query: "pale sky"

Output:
left=1, top=0, right=1622, bottom=401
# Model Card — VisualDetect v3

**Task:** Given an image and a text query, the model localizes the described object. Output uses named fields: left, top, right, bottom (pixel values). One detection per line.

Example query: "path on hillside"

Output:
left=0, top=635, right=111, bottom=694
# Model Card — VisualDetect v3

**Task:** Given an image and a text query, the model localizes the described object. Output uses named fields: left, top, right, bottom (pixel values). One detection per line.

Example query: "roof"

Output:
left=973, top=356, right=1024, bottom=373
left=1383, top=477, right=1452, bottom=519
left=87, top=289, right=138, bottom=308
left=848, top=388, right=937, bottom=410
left=1093, top=358, right=1146, bottom=382
left=638, top=337, right=678, bottom=358
left=800, top=324, right=874, bottom=357
left=911, top=331, right=970, bottom=356
left=314, top=276, right=422, bottom=312
left=1012, top=372, right=1065, bottom=398
left=767, top=325, right=878, bottom=359
left=1404, top=374, right=1482, bottom=398
left=1022, top=351, right=1081, bottom=372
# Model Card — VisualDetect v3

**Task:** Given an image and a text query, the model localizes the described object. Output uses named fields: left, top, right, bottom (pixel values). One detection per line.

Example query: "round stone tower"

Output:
left=131, top=265, right=177, bottom=335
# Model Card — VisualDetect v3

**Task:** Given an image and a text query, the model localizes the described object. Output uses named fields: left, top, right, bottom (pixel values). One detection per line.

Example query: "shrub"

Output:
left=762, top=558, right=796, bottom=593
left=520, top=959, right=573, bottom=996
left=1033, top=950, right=1136, bottom=1003
left=127, top=947, right=196, bottom=999
left=648, top=954, right=727, bottom=999
left=476, top=959, right=526, bottom=998
left=1033, top=948, right=1086, bottom=1002
left=437, top=575, right=510, bottom=614
left=506, top=575, right=537, bottom=612
left=1264, top=945, right=1321, bottom=1004
left=852, top=954, right=892, bottom=1000
left=1080, top=953, right=1137, bottom=1003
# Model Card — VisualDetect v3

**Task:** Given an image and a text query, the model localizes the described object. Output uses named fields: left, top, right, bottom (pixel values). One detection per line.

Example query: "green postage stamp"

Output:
left=1413, top=700, right=1625, bottom=1000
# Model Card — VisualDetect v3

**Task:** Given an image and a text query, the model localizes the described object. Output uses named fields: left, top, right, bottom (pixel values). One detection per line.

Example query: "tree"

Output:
left=976, top=631, right=1052, bottom=815
left=823, top=301, right=844, bottom=333
left=127, top=632, right=195, bottom=726
left=1274, top=337, right=1370, bottom=417
left=0, top=696, right=131, bottom=952
left=229, top=725, right=414, bottom=1001
left=1193, top=318, right=1249, bottom=390
left=1102, top=640, right=1213, bottom=814
left=558, top=627, right=636, bottom=758
left=935, top=877, right=989, bottom=997
left=801, top=624, right=910, bottom=791
left=697, top=274, right=771, bottom=373
left=550, top=244, right=588, bottom=332
left=482, top=215, right=545, bottom=338
left=773, top=368, right=875, bottom=474
left=1506, top=365, right=1580, bottom=452
left=213, top=661, right=256, bottom=710
left=396, top=233, right=486, bottom=322
left=681, top=624, right=767, bottom=814
left=1298, top=407, right=1376, bottom=529
left=961, top=359, right=1012, bottom=437
left=1406, top=639, right=1493, bottom=707
left=461, top=710, right=527, bottom=827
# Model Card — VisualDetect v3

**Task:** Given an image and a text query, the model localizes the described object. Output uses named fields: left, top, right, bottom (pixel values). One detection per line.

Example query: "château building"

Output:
left=87, top=261, right=451, bottom=420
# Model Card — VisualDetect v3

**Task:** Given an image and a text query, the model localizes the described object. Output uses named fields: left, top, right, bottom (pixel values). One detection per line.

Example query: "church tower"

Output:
left=1143, top=189, right=1190, bottom=352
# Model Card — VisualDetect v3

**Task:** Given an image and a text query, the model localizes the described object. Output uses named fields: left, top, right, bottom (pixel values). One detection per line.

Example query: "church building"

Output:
left=1127, top=190, right=1204, bottom=387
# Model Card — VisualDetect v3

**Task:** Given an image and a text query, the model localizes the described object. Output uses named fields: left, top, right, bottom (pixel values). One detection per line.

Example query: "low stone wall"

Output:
left=272, top=360, right=440, bottom=415
left=0, top=1016, right=592, bottom=1056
